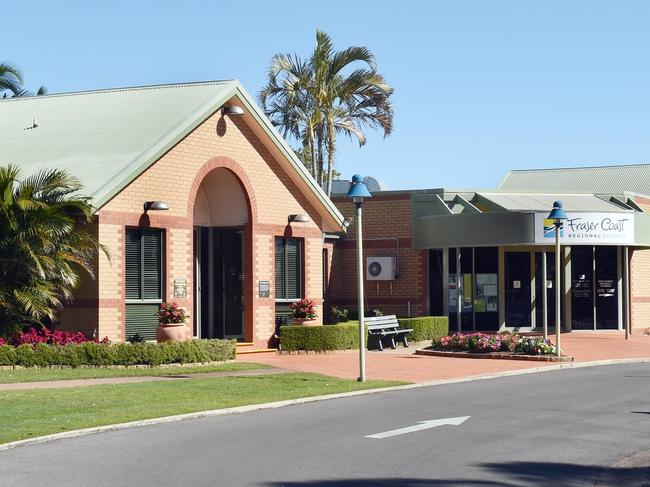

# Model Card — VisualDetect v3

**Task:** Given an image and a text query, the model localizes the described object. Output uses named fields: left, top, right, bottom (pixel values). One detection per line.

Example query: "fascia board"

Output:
left=231, top=83, right=346, bottom=232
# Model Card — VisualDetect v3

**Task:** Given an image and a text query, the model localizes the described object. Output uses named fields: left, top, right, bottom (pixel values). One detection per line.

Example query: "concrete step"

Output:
left=236, top=347, right=278, bottom=355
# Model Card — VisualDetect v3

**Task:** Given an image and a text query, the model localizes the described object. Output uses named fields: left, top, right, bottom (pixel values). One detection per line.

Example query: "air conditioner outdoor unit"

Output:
left=366, top=256, right=396, bottom=281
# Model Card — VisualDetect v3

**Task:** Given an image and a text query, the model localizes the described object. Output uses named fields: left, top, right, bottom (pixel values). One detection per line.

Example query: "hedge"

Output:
left=0, top=339, right=236, bottom=368
left=280, top=323, right=363, bottom=352
left=397, top=316, right=449, bottom=342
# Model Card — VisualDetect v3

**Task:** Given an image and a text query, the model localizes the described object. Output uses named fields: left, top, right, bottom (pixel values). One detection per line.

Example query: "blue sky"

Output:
left=6, top=1, right=650, bottom=190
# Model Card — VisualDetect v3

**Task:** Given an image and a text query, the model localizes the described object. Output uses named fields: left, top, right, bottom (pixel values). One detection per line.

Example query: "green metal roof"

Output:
left=498, top=164, right=650, bottom=196
left=0, top=80, right=345, bottom=230
left=475, top=192, right=630, bottom=212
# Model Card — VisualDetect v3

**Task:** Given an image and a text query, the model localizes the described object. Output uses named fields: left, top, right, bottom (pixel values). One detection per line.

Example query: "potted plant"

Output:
left=156, top=302, right=188, bottom=342
left=289, top=298, right=318, bottom=325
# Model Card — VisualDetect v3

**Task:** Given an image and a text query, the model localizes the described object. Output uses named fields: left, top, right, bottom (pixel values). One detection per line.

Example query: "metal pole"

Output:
left=624, top=246, right=630, bottom=340
left=456, top=248, right=462, bottom=333
left=555, top=225, right=561, bottom=357
left=355, top=202, right=366, bottom=382
left=542, top=250, right=548, bottom=340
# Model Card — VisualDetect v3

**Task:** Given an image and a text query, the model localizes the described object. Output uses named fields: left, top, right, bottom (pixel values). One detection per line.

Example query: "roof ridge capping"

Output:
left=506, top=162, right=650, bottom=174
left=0, top=79, right=238, bottom=103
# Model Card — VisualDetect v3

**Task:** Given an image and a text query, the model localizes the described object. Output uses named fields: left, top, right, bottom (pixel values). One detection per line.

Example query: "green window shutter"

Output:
left=275, top=237, right=286, bottom=299
left=286, top=239, right=301, bottom=299
left=125, top=303, right=159, bottom=341
left=142, top=230, right=162, bottom=300
left=125, top=229, right=142, bottom=299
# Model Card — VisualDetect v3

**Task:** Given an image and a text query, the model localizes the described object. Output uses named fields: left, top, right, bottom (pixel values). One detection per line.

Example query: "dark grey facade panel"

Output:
left=414, top=212, right=536, bottom=249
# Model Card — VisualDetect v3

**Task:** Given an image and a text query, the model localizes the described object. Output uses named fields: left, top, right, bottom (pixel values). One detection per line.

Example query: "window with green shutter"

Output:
left=125, top=228, right=164, bottom=340
left=274, top=237, right=302, bottom=301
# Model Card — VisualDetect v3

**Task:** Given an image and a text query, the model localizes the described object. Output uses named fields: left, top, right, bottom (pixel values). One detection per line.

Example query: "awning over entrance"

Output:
left=412, top=190, right=650, bottom=249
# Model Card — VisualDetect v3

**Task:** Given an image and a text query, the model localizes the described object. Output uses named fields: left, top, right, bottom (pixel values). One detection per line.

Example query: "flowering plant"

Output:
left=0, top=337, right=6, bottom=346
left=515, top=336, right=557, bottom=355
left=11, top=326, right=107, bottom=346
left=432, top=332, right=557, bottom=356
left=289, top=298, right=317, bottom=319
left=158, top=302, right=187, bottom=325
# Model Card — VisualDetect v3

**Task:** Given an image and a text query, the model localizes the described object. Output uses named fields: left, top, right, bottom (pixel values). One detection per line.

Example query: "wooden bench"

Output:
left=366, top=315, right=413, bottom=351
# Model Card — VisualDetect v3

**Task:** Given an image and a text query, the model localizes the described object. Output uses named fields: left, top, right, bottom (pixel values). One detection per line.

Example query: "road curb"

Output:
left=2, top=357, right=649, bottom=451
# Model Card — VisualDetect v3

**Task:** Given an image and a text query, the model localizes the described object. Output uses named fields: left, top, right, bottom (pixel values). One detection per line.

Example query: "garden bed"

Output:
left=425, top=331, right=572, bottom=361
left=416, top=349, right=574, bottom=362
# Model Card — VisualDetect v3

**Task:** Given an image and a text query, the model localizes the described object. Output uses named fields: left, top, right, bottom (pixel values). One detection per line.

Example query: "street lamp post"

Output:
left=346, top=174, right=372, bottom=382
left=547, top=201, right=567, bottom=358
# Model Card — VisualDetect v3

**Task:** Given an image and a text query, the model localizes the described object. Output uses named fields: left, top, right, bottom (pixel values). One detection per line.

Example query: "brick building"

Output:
left=328, top=166, right=650, bottom=334
left=0, top=81, right=344, bottom=347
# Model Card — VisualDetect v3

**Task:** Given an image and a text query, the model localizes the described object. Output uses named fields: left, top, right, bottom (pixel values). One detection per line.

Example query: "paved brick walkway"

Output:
left=2, top=332, right=647, bottom=389
left=238, top=332, right=650, bottom=383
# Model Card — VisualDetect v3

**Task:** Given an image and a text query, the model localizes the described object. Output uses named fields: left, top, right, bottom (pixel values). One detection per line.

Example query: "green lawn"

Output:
left=0, top=362, right=269, bottom=383
left=0, top=373, right=405, bottom=444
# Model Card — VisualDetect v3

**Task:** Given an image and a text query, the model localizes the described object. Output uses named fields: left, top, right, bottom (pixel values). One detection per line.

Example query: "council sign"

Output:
left=534, top=212, right=634, bottom=245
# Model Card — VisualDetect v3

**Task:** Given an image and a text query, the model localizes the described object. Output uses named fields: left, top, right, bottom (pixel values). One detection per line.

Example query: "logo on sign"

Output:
left=543, top=218, right=563, bottom=238
left=535, top=212, right=634, bottom=245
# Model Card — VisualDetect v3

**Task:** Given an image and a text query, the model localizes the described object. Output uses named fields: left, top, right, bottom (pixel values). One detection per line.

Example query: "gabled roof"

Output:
left=0, top=80, right=345, bottom=231
left=498, top=163, right=650, bottom=197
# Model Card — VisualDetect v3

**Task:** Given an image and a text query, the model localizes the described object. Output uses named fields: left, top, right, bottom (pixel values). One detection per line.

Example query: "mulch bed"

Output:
left=416, top=349, right=574, bottom=362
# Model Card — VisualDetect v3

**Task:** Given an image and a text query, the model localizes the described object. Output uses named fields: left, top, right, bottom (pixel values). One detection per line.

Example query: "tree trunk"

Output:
left=326, top=115, right=335, bottom=197
left=308, top=125, right=317, bottom=180
left=316, top=125, right=325, bottom=187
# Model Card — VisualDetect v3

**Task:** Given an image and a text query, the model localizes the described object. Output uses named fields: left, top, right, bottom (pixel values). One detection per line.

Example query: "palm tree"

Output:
left=260, top=31, right=394, bottom=196
left=0, top=63, right=23, bottom=97
left=0, top=166, right=106, bottom=335
left=0, top=61, right=47, bottom=98
left=260, top=54, right=321, bottom=182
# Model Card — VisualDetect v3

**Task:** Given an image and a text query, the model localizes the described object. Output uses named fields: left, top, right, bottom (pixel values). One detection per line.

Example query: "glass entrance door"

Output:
left=194, top=227, right=244, bottom=339
left=595, top=246, right=618, bottom=329
left=571, top=246, right=594, bottom=330
left=504, top=252, right=531, bottom=327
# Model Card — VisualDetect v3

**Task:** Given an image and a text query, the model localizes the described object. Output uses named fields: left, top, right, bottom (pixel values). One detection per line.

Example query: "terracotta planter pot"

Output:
left=292, top=318, right=318, bottom=326
left=156, top=324, right=187, bottom=343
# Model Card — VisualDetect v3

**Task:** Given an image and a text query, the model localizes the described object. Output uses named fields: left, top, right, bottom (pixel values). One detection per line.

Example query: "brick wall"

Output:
left=629, top=196, right=650, bottom=333
left=328, top=194, right=428, bottom=318
left=61, top=98, right=327, bottom=346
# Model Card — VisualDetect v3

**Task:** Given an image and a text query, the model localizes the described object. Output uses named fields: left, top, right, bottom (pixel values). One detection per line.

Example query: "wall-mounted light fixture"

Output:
left=288, top=214, right=310, bottom=224
left=144, top=201, right=169, bottom=212
left=222, top=106, right=245, bottom=116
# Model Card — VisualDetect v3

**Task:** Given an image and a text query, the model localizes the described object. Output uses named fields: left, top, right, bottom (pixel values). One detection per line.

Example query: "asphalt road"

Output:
left=1, top=364, right=649, bottom=486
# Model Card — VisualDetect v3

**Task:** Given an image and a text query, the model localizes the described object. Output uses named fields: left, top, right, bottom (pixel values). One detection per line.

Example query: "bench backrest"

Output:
left=365, top=315, right=399, bottom=330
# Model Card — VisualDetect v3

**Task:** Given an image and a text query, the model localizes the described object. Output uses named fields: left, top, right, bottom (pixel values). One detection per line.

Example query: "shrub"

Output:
left=0, top=345, right=17, bottom=366
left=329, top=306, right=349, bottom=323
left=397, top=316, right=448, bottom=342
left=0, top=339, right=236, bottom=368
left=12, top=326, right=102, bottom=346
left=280, top=323, right=363, bottom=352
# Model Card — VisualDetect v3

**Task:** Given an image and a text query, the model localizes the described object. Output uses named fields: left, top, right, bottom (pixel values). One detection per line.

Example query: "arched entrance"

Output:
left=193, top=167, right=251, bottom=340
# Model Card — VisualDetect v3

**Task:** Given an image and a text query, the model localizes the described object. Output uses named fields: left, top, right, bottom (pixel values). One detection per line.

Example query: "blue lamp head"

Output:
left=345, top=174, right=372, bottom=200
left=547, top=200, right=568, bottom=221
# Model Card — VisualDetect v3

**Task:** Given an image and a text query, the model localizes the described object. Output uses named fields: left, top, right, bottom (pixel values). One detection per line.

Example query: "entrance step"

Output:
left=236, top=342, right=278, bottom=355
left=236, top=347, right=278, bottom=355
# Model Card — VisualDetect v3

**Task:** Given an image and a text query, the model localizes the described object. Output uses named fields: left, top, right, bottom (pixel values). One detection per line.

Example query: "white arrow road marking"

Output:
left=365, top=416, right=470, bottom=439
